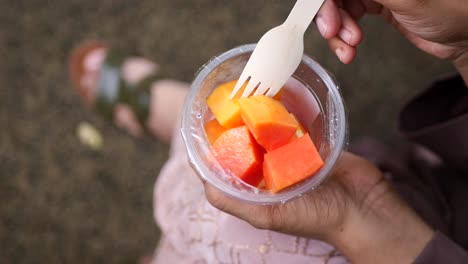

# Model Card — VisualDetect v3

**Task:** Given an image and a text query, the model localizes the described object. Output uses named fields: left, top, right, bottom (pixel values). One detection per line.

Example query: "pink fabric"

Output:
left=151, top=125, right=347, bottom=264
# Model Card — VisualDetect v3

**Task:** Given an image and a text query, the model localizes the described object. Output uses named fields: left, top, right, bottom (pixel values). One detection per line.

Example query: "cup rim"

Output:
left=181, top=44, right=347, bottom=205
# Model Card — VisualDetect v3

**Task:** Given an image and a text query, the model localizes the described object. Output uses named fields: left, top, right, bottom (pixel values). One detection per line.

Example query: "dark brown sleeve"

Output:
left=414, top=231, right=468, bottom=264
left=399, top=74, right=468, bottom=261
left=399, top=74, right=468, bottom=173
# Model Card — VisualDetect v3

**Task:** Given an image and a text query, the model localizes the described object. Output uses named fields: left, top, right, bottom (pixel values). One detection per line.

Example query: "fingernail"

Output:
left=339, top=28, right=353, bottom=45
left=336, top=48, right=345, bottom=62
left=316, top=17, right=328, bottom=37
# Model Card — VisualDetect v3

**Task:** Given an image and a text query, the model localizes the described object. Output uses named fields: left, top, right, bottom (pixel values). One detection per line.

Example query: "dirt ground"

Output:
left=1, top=0, right=454, bottom=263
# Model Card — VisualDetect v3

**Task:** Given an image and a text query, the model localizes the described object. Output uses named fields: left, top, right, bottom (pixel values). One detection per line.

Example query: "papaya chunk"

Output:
left=204, top=119, right=226, bottom=145
left=263, top=133, right=323, bottom=193
left=207, top=80, right=244, bottom=128
left=238, top=95, right=298, bottom=151
left=212, top=126, right=264, bottom=187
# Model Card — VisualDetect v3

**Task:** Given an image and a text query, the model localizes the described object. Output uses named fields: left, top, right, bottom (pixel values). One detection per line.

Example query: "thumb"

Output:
left=203, top=183, right=278, bottom=230
left=315, top=0, right=342, bottom=39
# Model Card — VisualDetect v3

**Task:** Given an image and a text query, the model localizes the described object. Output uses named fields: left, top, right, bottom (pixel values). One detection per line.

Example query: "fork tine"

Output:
left=230, top=71, right=250, bottom=99
left=241, top=77, right=260, bottom=98
left=253, top=81, right=271, bottom=96
left=265, top=82, right=282, bottom=98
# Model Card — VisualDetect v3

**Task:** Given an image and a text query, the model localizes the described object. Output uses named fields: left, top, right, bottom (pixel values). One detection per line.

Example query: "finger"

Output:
left=343, top=0, right=366, bottom=19
left=329, top=151, right=376, bottom=188
left=203, top=182, right=269, bottom=224
left=361, top=0, right=384, bottom=15
left=337, top=8, right=363, bottom=47
left=315, top=0, right=342, bottom=39
left=331, top=152, right=388, bottom=203
left=328, top=37, right=357, bottom=64
left=331, top=152, right=372, bottom=177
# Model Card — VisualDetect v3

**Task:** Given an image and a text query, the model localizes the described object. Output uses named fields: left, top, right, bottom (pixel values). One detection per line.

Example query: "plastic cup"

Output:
left=181, top=44, right=347, bottom=205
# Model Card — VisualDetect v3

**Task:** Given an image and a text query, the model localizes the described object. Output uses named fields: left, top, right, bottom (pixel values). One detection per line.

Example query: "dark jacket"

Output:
left=398, top=74, right=468, bottom=263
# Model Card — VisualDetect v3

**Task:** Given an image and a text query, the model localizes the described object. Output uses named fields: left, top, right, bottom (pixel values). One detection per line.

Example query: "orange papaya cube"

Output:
left=204, top=119, right=227, bottom=145
left=263, top=133, right=324, bottom=193
left=212, top=126, right=264, bottom=187
left=206, top=80, right=246, bottom=128
left=289, top=113, right=307, bottom=139
left=238, top=95, right=298, bottom=151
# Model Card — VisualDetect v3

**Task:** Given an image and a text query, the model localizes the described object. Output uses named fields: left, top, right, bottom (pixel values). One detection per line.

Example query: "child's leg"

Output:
left=70, top=41, right=188, bottom=142
left=147, top=80, right=188, bottom=143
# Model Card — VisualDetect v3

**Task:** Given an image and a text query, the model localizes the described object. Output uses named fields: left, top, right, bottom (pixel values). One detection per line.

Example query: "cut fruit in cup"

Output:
left=205, top=80, right=324, bottom=192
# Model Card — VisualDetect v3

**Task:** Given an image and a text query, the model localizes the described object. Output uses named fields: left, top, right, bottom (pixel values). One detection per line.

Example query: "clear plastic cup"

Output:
left=181, top=44, right=347, bottom=205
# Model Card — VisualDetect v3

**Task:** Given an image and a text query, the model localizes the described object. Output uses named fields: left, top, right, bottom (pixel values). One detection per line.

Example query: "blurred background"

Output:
left=1, top=0, right=454, bottom=263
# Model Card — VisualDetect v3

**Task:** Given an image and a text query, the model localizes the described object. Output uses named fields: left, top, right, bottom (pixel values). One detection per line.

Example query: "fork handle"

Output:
left=283, top=0, right=325, bottom=34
